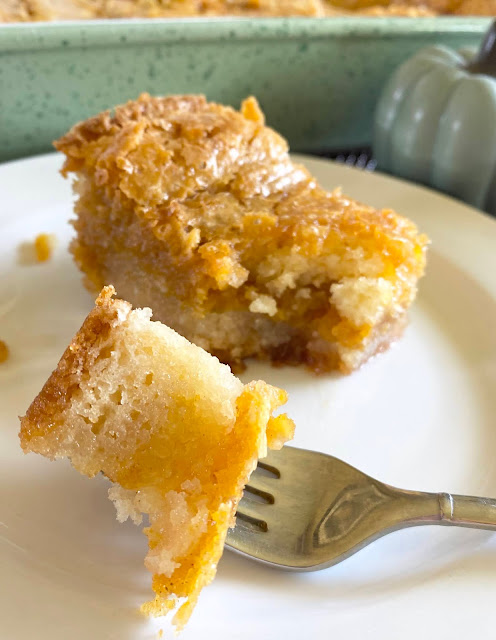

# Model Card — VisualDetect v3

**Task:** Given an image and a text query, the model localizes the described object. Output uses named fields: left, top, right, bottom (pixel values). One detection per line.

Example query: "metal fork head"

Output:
left=227, top=446, right=385, bottom=571
left=226, top=446, right=496, bottom=571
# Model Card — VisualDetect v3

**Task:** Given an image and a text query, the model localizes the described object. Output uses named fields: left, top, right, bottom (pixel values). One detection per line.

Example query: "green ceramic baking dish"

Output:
left=0, top=17, right=490, bottom=162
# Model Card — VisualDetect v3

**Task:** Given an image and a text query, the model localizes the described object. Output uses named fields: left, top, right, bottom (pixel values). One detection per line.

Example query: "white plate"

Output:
left=1, top=153, right=495, bottom=640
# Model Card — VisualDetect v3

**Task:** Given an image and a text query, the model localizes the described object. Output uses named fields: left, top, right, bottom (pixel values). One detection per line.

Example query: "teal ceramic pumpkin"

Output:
left=373, top=22, right=496, bottom=216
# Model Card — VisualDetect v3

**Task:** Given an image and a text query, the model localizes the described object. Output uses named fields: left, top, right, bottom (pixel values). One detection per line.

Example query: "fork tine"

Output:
left=245, top=470, right=278, bottom=497
left=257, top=459, right=280, bottom=477
left=236, top=496, right=271, bottom=524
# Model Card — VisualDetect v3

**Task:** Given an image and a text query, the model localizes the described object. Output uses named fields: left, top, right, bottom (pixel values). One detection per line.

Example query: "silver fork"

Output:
left=226, top=446, right=496, bottom=570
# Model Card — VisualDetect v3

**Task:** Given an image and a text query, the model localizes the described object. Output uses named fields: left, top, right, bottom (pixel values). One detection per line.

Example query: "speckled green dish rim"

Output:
left=0, top=17, right=490, bottom=48
left=0, top=17, right=490, bottom=162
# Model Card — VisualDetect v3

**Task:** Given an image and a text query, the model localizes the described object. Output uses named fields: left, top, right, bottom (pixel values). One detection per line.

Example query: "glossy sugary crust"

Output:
left=56, top=93, right=428, bottom=373
left=0, top=0, right=494, bottom=18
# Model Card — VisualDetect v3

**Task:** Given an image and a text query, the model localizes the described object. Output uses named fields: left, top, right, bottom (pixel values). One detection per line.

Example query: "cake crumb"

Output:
left=249, top=294, right=278, bottom=317
left=241, top=96, right=264, bottom=124
left=18, top=233, right=57, bottom=265
left=34, top=233, right=57, bottom=262
left=0, top=340, right=9, bottom=363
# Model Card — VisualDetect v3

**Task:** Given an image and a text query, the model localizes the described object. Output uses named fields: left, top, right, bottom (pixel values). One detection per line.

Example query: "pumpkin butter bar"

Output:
left=55, top=94, right=427, bottom=373
left=19, top=286, right=294, bottom=629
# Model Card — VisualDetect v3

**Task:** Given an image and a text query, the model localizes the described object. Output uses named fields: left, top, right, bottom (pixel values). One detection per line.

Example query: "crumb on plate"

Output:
left=18, top=233, right=57, bottom=265
left=0, top=340, right=9, bottom=363
left=34, top=233, right=57, bottom=262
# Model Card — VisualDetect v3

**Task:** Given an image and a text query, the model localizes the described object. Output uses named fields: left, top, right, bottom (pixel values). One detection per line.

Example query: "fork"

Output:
left=226, top=446, right=496, bottom=570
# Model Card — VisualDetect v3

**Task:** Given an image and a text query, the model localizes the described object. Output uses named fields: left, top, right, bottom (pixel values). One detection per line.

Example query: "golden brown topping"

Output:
left=0, top=0, right=492, bottom=19
left=55, top=93, right=426, bottom=304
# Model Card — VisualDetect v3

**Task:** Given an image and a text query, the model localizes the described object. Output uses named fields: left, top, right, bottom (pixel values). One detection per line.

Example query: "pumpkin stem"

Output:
left=467, top=19, right=496, bottom=76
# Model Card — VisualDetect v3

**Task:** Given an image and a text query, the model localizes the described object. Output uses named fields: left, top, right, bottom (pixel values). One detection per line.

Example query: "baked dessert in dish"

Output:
left=56, top=94, right=427, bottom=374
left=0, top=0, right=493, bottom=18
left=325, top=0, right=495, bottom=14
left=19, top=286, right=294, bottom=629
left=0, top=0, right=323, bottom=19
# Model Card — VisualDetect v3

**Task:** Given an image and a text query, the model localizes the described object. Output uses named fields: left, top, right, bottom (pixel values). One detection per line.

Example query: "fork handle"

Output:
left=434, top=492, right=496, bottom=530
left=397, top=489, right=496, bottom=531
